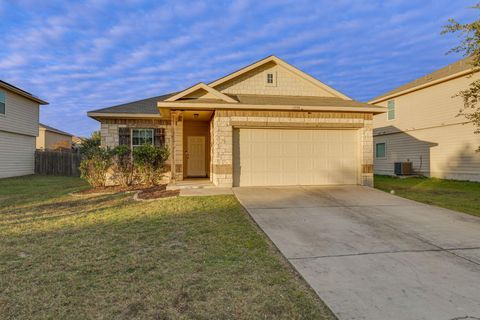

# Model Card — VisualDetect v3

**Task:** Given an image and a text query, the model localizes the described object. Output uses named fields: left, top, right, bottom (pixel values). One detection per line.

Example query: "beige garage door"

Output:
left=233, top=128, right=359, bottom=187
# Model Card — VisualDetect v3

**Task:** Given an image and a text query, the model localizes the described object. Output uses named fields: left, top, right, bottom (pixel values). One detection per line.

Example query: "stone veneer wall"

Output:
left=170, top=112, right=184, bottom=181
left=211, top=110, right=374, bottom=187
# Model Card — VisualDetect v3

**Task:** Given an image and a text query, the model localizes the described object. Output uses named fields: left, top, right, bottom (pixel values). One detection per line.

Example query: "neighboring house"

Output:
left=0, top=80, right=48, bottom=178
left=36, top=123, right=73, bottom=150
left=88, top=55, right=384, bottom=187
left=72, top=136, right=86, bottom=150
left=370, top=57, right=480, bottom=182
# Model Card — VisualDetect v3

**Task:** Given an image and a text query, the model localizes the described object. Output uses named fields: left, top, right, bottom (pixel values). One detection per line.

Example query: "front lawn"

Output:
left=0, top=175, right=334, bottom=320
left=374, top=175, right=480, bottom=217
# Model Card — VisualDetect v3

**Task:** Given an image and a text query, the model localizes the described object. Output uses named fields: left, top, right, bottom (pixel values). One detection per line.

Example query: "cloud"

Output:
left=0, top=0, right=476, bottom=136
left=0, top=53, right=29, bottom=68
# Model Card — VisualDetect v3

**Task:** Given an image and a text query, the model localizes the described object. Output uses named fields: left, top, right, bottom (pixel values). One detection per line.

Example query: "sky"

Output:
left=0, top=0, right=478, bottom=137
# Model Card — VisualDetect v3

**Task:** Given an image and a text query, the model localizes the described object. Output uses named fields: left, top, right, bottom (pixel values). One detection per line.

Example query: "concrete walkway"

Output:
left=234, top=186, right=480, bottom=320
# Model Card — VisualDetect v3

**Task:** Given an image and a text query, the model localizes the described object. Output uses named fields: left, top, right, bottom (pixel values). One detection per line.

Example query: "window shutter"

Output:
left=154, top=128, right=165, bottom=147
left=118, top=127, right=130, bottom=146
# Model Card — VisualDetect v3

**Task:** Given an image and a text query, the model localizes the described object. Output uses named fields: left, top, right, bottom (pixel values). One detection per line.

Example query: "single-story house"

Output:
left=0, top=80, right=48, bottom=179
left=370, top=57, right=480, bottom=182
left=88, top=55, right=385, bottom=187
left=36, top=123, right=73, bottom=150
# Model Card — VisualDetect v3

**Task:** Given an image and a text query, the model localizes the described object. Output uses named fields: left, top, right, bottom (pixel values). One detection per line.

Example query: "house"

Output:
left=370, top=57, right=480, bottom=182
left=0, top=80, right=48, bottom=179
left=36, top=123, right=74, bottom=150
left=88, top=56, right=384, bottom=187
left=72, top=136, right=86, bottom=150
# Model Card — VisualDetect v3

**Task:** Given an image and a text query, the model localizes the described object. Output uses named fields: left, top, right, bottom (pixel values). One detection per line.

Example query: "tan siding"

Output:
left=44, top=131, right=72, bottom=149
left=36, top=130, right=72, bottom=150
left=36, top=130, right=46, bottom=149
left=374, top=123, right=480, bottom=181
left=0, top=89, right=40, bottom=137
left=0, top=131, right=35, bottom=178
left=215, top=62, right=336, bottom=97
left=373, top=72, right=480, bottom=133
left=373, top=72, right=480, bottom=182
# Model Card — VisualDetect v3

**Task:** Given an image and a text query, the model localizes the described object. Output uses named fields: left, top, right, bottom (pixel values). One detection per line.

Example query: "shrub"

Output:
left=111, top=145, right=135, bottom=187
left=132, top=144, right=170, bottom=186
left=79, top=146, right=114, bottom=187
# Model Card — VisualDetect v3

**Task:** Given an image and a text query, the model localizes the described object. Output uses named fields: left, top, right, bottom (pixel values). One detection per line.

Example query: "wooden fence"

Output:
left=35, top=150, right=82, bottom=176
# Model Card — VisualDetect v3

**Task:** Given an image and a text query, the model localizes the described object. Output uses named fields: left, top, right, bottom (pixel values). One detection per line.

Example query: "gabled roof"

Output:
left=229, top=94, right=376, bottom=108
left=370, top=56, right=475, bottom=103
left=158, top=93, right=385, bottom=114
left=39, top=123, right=73, bottom=136
left=87, top=93, right=175, bottom=118
left=0, top=80, right=48, bottom=105
left=88, top=55, right=384, bottom=120
left=165, top=82, right=238, bottom=103
left=208, top=55, right=352, bottom=100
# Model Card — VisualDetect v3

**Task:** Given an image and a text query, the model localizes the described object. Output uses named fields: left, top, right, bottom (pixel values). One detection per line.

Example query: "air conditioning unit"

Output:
left=394, top=162, right=413, bottom=176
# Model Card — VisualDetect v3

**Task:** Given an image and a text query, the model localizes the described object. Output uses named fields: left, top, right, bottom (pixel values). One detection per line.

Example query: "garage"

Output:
left=233, top=128, right=359, bottom=187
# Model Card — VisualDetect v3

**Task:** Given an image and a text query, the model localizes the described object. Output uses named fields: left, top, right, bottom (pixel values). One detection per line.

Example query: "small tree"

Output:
left=111, top=145, right=135, bottom=187
left=132, top=144, right=170, bottom=186
left=80, top=131, right=101, bottom=156
left=79, top=146, right=114, bottom=187
left=442, top=4, right=480, bottom=150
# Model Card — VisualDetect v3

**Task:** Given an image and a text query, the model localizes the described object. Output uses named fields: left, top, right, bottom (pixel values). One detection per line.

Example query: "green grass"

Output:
left=0, top=175, right=334, bottom=320
left=374, top=175, right=480, bottom=217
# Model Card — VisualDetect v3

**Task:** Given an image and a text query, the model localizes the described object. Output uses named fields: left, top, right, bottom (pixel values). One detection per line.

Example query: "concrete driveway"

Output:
left=234, top=186, right=480, bottom=320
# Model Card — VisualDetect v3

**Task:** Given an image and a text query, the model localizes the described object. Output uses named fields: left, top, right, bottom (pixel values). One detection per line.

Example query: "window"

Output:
left=375, top=142, right=386, bottom=159
left=132, top=129, right=154, bottom=148
left=387, top=100, right=395, bottom=120
left=0, top=91, right=5, bottom=115
left=266, top=73, right=274, bottom=84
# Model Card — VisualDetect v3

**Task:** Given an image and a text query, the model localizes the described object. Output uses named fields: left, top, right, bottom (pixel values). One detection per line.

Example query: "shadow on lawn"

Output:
left=0, top=194, right=131, bottom=226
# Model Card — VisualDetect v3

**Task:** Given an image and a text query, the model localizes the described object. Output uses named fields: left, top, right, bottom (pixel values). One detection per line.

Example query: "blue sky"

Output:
left=0, top=0, right=477, bottom=137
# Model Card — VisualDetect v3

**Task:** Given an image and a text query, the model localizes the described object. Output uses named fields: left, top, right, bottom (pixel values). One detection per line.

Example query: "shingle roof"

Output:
left=39, top=123, right=73, bottom=136
left=0, top=80, right=48, bottom=105
left=173, top=93, right=383, bottom=109
left=90, top=92, right=384, bottom=116
left=370, top=56, right=475, bottom=103
left=232, top=94, right=379, bottom=109
left=89, top=93, right=176, bottom=114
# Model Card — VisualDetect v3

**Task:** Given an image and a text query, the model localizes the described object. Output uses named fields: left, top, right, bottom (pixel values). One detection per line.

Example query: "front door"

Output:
left=187, top=136, right=206, bottom=176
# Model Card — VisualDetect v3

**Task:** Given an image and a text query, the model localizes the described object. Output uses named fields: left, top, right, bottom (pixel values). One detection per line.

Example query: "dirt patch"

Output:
left=73, top=185, right=146, bottom=195
left=136, top=185, right=179, bottom=200
left=72, top=184, right=179, bottom=200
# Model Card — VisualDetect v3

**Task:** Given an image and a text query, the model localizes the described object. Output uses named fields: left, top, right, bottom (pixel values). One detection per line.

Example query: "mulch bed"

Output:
left=73, top=184, right=179, bottom=200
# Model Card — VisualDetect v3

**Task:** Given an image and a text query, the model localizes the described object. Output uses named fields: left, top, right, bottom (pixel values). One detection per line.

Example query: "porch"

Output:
left=170, top=110, right=214, bottom=183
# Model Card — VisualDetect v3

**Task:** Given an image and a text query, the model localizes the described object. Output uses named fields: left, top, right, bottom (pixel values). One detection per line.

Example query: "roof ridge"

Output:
left=370, top=56, right=475, bottom=102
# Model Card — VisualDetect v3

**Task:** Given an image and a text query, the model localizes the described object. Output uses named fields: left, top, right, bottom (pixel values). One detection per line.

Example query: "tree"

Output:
left=80, top=130, right=101, bottom=156
left=442, top=4, right=480, bottom=150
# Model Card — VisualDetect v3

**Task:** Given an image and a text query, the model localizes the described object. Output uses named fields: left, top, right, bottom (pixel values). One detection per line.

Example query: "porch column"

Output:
left=360, top=114, right=374, bottom=187
left=170, top=110, right=184, bottom=182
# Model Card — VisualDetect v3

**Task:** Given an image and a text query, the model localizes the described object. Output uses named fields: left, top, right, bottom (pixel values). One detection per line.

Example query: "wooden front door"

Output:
left=187, top=136, right=206, bottom=176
